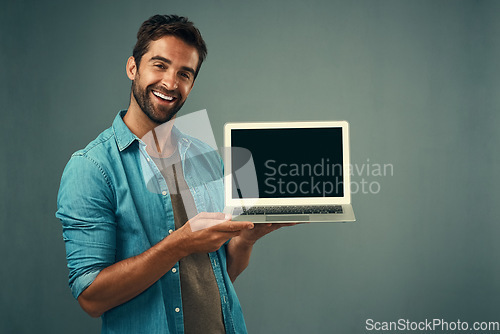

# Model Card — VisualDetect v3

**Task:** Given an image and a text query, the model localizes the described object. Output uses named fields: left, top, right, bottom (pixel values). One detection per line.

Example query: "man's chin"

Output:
left=141, top=98, right=185, bottom=125
left=147, top=109, right=179, bottom=125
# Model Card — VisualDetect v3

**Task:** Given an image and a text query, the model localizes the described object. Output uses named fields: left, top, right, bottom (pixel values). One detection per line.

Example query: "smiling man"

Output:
left=56, top=15, right=288, bottom=334
left=125, top=34, right=197, bottom=135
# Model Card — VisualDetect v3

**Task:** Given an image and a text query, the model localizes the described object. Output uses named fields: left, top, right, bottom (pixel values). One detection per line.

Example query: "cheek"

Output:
left=140, top=72, right=162, bottom=87
left=180, top=84, right=193, bottom=98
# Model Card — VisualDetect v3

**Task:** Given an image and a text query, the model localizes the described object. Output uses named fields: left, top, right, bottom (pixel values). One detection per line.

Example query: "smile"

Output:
left=152, top=90, right=176, bottom=102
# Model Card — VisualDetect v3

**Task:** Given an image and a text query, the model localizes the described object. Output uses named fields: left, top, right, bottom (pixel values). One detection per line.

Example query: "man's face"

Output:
left=129, top=35, right=199, bottom=124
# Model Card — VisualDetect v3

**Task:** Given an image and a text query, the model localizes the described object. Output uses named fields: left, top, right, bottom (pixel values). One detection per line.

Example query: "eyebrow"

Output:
left=150, top=56, right=196, bottom=76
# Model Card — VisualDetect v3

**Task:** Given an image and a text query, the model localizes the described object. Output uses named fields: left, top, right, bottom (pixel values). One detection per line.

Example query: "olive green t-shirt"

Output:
left=153, top=148, right=225, bottom=334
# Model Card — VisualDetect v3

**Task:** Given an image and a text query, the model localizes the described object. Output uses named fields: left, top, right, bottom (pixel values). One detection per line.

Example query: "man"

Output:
left=56, top=15, right=290, bottom=333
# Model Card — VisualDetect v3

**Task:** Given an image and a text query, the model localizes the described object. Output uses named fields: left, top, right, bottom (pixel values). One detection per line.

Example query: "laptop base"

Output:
left=225, top=204, right=356, bottom=223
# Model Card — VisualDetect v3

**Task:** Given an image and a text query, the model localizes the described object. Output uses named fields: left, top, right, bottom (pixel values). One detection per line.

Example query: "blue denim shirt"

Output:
left=56, top=110, right=247, bottom=334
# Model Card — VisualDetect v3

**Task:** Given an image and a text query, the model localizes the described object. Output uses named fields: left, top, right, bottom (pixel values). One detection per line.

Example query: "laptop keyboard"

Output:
left=241, top=205, right=343, bottom=215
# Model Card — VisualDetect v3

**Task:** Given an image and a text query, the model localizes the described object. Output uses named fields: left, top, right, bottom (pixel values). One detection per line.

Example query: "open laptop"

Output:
left=223, top=121, right=355, bottom=223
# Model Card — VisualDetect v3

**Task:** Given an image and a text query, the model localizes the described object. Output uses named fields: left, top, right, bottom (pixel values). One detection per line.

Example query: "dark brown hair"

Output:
left=133, top=15, right=207, bottom=79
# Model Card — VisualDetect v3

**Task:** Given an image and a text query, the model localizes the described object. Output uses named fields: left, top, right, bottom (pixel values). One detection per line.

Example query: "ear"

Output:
left=126, top=56, right=137, bottom=80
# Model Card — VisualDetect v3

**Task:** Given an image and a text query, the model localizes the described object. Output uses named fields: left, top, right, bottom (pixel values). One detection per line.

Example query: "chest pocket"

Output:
left=202, top=178, right=224, bottom=212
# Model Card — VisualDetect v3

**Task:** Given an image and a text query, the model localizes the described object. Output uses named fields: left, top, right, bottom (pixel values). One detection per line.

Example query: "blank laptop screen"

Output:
left=231, top=127, right=344, bottom=199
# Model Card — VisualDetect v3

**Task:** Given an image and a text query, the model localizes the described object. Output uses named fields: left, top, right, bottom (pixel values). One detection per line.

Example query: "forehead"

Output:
left=145, top=35, right=199, bottom=69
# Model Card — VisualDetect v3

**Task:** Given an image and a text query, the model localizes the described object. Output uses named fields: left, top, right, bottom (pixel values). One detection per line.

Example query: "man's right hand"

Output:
left=174, top=212, right=254, bottom=255
left=77, top=211, right=250, bottom=318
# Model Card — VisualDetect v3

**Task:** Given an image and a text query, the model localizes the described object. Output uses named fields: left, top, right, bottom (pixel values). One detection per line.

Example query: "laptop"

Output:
left=223, top=121, right=356, bottom=223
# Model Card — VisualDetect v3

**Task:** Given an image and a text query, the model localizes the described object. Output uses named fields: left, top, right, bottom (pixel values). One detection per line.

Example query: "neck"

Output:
left=123, top=98, right=159, bottom=139
left=123, top=96, right=176, bottom=157
left=150, top=123, right=176, bottom=157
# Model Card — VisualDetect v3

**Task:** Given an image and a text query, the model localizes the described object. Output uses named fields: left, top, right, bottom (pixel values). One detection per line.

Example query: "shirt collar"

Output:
left=112, top=110, right=193, bottom=153
left=172, top=125, right=192, bottom=158
left=113, top=110, right=140, bottom=151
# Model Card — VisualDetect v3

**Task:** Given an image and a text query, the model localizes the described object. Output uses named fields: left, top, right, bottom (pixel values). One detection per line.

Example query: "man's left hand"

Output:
left=237, top=222, right=298, bottom=247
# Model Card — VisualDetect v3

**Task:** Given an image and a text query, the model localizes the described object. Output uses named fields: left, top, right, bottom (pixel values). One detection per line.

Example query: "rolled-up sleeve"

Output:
left=56, top=153, right=117, bottom=299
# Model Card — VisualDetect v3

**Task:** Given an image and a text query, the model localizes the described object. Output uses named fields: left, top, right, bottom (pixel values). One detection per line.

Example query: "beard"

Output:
left=131, top=79, right=185, bottom=125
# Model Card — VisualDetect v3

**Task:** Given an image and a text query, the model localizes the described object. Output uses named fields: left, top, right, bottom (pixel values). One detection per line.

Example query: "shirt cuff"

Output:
left=70, top=269, right=101, bottom=299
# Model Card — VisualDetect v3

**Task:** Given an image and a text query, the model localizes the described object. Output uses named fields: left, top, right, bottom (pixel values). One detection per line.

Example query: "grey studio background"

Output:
left=1, top=0, right=499, bottom=333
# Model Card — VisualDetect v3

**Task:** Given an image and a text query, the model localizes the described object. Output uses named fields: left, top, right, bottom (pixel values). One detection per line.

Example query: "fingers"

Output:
left=212, top=220, right=254, bottom=232
left=188, top=212, right=253, bottom=233
left=194, top=212, right=228, bottom=220
left=190, top=218, right=226, bottom=232
left=189, top=212, right=232, bottom=232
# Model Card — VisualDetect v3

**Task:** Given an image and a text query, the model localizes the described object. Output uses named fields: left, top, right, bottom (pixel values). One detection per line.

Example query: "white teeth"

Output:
left=153, top=91, right=174, bottom=101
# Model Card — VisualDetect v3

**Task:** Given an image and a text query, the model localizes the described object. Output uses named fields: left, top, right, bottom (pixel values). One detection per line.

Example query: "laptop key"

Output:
left=241, top=205, right=343, bottom=215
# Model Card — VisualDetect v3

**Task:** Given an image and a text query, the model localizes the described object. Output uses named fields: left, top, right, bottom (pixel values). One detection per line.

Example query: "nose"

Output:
left=162, top=70, right=178, bottom=90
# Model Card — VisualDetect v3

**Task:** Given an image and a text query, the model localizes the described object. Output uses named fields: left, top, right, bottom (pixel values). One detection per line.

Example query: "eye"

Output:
left=179, top=72, right=191, bottom=80
left=154, top=63, right=166, bottom=70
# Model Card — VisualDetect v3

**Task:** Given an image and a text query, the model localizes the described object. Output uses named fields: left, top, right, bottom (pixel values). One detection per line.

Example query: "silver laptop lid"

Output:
left=224, top=121, right=352, bottom=208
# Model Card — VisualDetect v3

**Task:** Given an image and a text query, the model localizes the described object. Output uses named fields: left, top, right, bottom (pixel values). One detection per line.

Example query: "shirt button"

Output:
left=147, top=158, right=150, bottom=162
left=168, top=229, right=173, bottom=234
left=175, top=307, right=180, bottom=313
left=162, top=191, right=167, bottom=196
left=172, top=268, right=177, bottom=273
